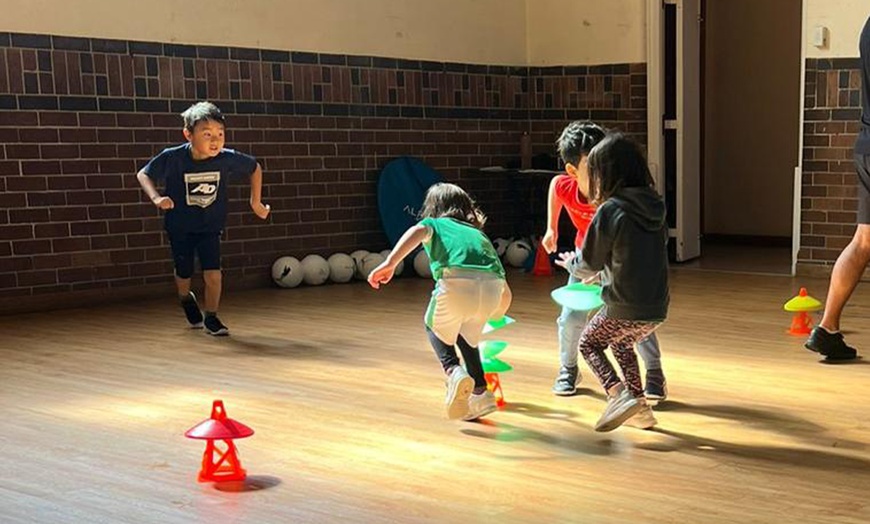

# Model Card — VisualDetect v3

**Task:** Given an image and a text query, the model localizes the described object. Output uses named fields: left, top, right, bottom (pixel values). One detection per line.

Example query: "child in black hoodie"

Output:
left=557, top=134, right=669, bottom=432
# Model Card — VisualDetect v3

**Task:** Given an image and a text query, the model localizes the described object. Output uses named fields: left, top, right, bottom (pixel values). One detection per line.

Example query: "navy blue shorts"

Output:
left=168, top=232, right=221, bottom=279
left=857, top=155, right=870, bottom=224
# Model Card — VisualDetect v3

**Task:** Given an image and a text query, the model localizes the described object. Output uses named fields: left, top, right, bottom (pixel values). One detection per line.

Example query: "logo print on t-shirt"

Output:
left=184, top=172, right=220, bottom=208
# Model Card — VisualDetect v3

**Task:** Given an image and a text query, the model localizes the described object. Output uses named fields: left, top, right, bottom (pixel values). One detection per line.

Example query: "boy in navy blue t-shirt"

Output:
left=136, top=101, right=270, bottom=336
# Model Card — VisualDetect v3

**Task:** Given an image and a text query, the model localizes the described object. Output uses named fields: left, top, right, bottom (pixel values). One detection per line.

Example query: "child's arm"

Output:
left=567, top=206, right=615, bottom=278
left=542, top=176, right=563, bottom=254
left=368, top=224, right=430, bottom=289
left=249, top=163, right=270, bottom=219
left=136, top=170, right=174, bottom=210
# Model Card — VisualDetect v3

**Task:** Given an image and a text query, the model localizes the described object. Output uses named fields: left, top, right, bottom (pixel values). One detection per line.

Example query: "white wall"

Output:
left=804, top=0, right=870, bottom=58
left=0, top=0, right=528, bottom=65
left=525, top=0, right=646, bottom=65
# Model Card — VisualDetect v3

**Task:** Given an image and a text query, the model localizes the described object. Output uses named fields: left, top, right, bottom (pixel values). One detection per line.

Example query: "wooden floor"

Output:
left=2, top=269, right=870, bottom=523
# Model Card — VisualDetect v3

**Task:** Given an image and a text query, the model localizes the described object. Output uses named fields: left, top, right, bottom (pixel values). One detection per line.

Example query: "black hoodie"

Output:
left=568, top=186, right=669, bottom=321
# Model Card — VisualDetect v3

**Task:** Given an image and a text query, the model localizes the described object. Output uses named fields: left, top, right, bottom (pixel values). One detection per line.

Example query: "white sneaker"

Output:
left=594, top=385, right=642, bottom=432
left=463, top=391, right=497, bottom=421
left=445, top=367, right=474, bottom=420
left=625, top=402, right=657, bottom=430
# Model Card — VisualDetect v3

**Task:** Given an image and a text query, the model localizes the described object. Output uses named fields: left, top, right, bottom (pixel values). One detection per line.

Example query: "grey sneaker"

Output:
left=445, top=367, right=474, bottom=420
left=625, top=402, right=658, bottom=430
left=552, top=365, right=581, bottom=396
left=594, top=385, right=643, bottom=432
left=463, top=391, right=497, bottom=421
left=644, top=369, right=668, bottom=402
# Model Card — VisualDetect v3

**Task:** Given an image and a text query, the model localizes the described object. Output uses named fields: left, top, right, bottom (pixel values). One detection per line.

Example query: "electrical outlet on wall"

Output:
left=812, top=25, right=829, bottom=48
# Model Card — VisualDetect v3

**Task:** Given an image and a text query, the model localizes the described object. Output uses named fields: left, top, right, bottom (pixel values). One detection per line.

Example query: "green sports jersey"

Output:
left=419, top=217, right=505, bottom=280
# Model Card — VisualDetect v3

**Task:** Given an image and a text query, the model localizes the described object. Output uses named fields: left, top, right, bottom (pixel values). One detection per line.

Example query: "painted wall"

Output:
left=704, top=0, right=802, bottom=238
left=804, top=0, right=870, bottom=58
left=525, top=0, right=646, bottom=65
left=0, top=0, right=528, bottom=65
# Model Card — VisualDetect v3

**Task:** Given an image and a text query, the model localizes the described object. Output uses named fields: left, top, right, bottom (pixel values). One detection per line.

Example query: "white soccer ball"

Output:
left=327, top=253, right=355, bottom=283
left=300, top=254, right=330, bottom=285
left=505, top=240, right=532, bottom=267
left=361, top=252, right=386, bottom=279
left=350, top=250, right=370, bottom=280
left=379, top=249, right=404, bottom=276
left=493, top=237, right=510, bottom=257
left=413, top=250, right=432, bottom=278
left=271, top=256, right=303, bottom=288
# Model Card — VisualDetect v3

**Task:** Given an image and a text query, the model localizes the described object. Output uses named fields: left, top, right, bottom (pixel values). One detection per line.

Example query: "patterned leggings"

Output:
left=577, top=311, right=661, bottom=398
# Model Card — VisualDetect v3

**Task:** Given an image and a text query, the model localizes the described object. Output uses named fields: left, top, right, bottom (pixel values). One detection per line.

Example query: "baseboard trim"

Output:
left=703, top=234, right=791, bottom=248
left=0, top=273, right=271, bottom=316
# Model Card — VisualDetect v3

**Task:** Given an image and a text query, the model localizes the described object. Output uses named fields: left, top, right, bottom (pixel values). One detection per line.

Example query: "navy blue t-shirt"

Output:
left=858, top=15, right=870, bottom=155
left=142, top=143, right=257, bottom=234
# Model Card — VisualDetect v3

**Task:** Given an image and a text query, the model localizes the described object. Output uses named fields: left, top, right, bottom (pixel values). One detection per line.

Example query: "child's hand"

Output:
left=251, top=201, right=271, bottom=219
left=554, top=251, right=576, bottom=270
left=367, top=262, right=395, bottom=289
left=542, top=229, right=558, bottom=254
left=582, top=273, right=600, bottom=285
left=152, top=196, right=174, bottom=210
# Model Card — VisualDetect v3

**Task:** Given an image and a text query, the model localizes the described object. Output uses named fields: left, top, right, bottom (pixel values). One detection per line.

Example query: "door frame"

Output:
left=647, top=0, right=701, bottom=263
left=648, top=0, right=805, bottom=274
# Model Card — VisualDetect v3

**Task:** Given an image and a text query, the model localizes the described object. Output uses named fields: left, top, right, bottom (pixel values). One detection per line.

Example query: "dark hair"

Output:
left=421, top=183, right=486, bottom=229
left=556, top=121, right=607, bottom=167
left=181, top=101, right=225, bottom=131
left=587, top=134, right=654, bottom=205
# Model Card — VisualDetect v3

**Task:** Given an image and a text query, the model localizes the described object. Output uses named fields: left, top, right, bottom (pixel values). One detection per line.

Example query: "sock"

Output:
left=820, top=326, right=840, bottom=334
left=179, top=292, right=195, bottom=304
left=205, top=311, right=216, bottom=318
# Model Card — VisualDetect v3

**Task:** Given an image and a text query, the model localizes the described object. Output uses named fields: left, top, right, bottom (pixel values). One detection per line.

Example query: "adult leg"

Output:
left=818, top=225, right=870, bottom=332
left=806, top=156, right=870, bottom=359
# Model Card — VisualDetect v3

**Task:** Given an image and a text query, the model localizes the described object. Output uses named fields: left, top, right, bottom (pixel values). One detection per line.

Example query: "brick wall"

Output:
left=0, top=32, right=646, bottom=313
left=800, top=57, right=863, bottom=271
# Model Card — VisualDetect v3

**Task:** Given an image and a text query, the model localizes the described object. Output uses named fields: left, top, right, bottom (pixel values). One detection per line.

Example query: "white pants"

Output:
left=424, top=268, right=505, bottom=347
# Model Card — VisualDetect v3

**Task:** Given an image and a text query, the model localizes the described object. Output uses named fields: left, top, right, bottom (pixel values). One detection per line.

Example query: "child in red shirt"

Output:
left=543, top=122, right=667, bottom=402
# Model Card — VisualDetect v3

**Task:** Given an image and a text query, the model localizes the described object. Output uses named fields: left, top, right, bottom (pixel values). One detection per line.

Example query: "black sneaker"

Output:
left=644, top=369, right=668, bottom=402
left=203, top=314, right=229, bottom=336
left=180, top=292, right=203, bottom=328
left=552, top=365, right=581, bottom=396
left=805, top=327, right=857, bottom=361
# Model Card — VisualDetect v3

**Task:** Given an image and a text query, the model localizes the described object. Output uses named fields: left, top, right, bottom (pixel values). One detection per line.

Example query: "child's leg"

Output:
left=610, top=341, right=643, bottom=398
left=169, top=233, right=196, bottom=299
left=425, top=326, right=461, bottom=373
left=636, top=333, right=661, bottom=371
left=577, top=312, right=623, bottom=393
left=169, top=233, right=204, bottom=327
left=612, top=323, right=661, bottom=398
left=197, top=233, right=223, bottom=313
left=456, top=335, right=487, bottom=392
left=637, top=332, right=667, bottom=401
left=556, top=269, right=587, bottom=369
left=175, top=276, right=192, bottom=298
left=558, top=306, right=587, bottom=369
left=426, top=326, right=474, bottom=420
left=195, top=233, right=228, bottom=335
left=203, top=270, right=222, bottom=312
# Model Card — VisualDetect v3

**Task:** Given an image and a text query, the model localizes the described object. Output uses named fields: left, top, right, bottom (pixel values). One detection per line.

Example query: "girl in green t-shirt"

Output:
left=368, top=183, right=512, bottom=422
